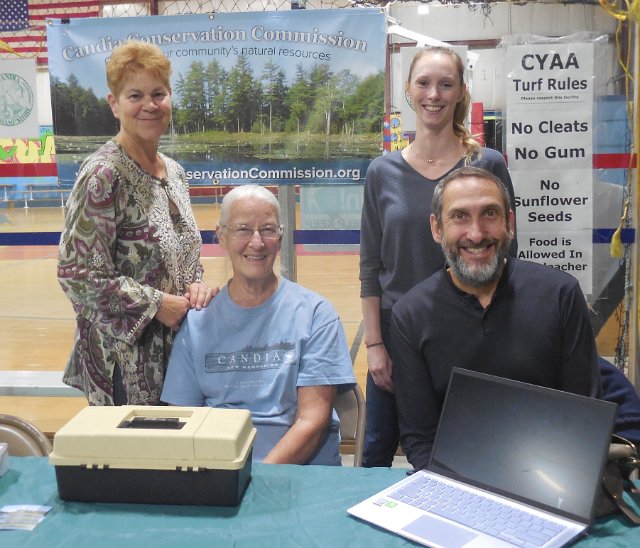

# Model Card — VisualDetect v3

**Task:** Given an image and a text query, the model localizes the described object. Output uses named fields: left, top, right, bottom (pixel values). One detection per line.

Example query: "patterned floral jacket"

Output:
left=57, top=140, right=203, bottom=405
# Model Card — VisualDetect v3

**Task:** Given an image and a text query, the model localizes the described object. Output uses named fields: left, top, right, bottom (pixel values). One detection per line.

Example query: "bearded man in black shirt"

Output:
left=391, top=166, right=601, bottom=471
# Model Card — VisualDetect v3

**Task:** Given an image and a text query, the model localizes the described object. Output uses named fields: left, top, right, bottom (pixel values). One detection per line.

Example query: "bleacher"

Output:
left=0, top=183, right=71, bottom=209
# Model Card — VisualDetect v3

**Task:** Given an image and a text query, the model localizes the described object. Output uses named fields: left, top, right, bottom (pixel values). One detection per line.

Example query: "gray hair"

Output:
left=432, top=167, right=512, bottom=227
left=219, top=185, right=281, bottom=226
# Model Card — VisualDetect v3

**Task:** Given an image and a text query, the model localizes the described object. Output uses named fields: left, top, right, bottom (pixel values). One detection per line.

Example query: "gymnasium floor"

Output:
left=0, top=204, right=369, bottom=439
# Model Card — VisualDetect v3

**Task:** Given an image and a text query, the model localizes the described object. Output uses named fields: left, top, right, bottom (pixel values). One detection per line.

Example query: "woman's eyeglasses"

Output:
left=221, top=224, right=283, bottom=241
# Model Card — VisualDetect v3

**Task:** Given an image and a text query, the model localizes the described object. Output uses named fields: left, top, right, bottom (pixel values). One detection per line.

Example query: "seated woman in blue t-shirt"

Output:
left=161, top=184, right=356, bottom=465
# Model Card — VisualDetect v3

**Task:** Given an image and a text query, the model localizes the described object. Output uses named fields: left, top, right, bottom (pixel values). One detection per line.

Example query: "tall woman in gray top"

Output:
left=359, top=46, right=518, bottom=466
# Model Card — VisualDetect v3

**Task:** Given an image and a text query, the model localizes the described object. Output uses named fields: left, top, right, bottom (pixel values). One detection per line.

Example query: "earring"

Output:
left=405, top=92, right=414, bottom=111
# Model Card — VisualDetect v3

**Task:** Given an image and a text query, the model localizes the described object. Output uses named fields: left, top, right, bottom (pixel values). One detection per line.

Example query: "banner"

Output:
left=0, top=128, right=58, bottom=204
left=0, top=57, right=57, bottom=202
left=383, top=112, right=410, bottom=153
left=505, top=41, right=594, bottom=294
left=0, top=58, right=39, bottom=138
left=47, top=9, right=387, bottom=187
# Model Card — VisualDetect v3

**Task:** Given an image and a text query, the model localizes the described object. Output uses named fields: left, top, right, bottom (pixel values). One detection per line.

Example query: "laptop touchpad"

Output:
left=402, top=514, right=477, bottom=547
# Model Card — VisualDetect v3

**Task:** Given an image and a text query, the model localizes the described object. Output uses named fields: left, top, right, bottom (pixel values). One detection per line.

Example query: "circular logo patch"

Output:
left=0, top=73, right=34, bottom=127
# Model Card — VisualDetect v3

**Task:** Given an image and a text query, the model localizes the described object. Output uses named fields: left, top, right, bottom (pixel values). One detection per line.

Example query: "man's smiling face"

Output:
left=431, top=176, right=513, bottom=289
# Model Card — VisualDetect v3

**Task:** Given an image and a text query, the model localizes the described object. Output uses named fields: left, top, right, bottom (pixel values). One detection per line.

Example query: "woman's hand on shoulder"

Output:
left=185, top=282, right=219, bottom=311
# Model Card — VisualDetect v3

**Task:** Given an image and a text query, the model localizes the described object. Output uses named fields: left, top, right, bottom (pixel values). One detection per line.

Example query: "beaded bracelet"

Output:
left=365, top=341, right=384, bottom=349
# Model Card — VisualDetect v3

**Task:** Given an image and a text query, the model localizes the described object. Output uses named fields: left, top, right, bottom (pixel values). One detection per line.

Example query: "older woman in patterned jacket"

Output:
left=57, top=40, right=213, bottom=405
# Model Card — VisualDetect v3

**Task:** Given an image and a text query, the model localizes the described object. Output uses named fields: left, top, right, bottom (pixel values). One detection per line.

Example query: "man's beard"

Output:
left=441, top=233, right=511, bottom=288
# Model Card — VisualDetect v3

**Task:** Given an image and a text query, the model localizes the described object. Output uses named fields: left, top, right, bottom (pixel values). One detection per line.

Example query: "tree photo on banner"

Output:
left=46, top=9, right=386, bottom=188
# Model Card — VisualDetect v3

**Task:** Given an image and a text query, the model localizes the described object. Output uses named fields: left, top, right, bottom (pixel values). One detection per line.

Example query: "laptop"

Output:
left=348, top=368, right=617, bottom=547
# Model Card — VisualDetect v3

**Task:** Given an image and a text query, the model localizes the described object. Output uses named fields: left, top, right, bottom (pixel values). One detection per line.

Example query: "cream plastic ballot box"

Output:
left=49, top=406, right=256, bottom=506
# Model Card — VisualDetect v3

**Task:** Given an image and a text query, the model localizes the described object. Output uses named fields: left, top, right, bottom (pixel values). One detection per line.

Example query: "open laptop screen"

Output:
left=429, top=368, right=616, bottom=523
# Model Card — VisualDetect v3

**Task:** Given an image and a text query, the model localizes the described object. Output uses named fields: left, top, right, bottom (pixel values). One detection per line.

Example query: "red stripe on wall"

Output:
left=593, top=153, right=636, bottom=169
left=0, top=164, right=58, bottom=177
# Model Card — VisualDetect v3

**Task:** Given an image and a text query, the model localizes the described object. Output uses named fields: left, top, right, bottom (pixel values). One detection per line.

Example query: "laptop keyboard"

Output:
left=387, top=475, right=566, bottom=548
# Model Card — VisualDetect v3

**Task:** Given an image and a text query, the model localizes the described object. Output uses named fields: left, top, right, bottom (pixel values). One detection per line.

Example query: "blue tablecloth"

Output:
left=1, top=457, right=639, bottom=547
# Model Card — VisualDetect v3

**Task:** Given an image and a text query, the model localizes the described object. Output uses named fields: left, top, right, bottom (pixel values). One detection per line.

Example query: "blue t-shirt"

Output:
left=161, top=277, right=356, bottom=465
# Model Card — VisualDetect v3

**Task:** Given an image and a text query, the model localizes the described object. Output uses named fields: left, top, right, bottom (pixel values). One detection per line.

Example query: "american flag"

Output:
left=0, top=0, right=100, bottom=66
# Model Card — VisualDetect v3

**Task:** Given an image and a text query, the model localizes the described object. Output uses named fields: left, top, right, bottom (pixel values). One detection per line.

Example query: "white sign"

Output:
left=506, top=42, right=594, bottom=293
left=519, top=228, right=592, bottom=277
left=507, top=110, right=593, bottom=171
left=513, top=169, right=592, bottom=226
left=0, top=58, right=39, bottom=138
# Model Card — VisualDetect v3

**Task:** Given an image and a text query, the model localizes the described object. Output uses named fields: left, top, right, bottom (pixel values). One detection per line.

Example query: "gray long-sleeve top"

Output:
left=359, top=148, right=518, bottom=310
